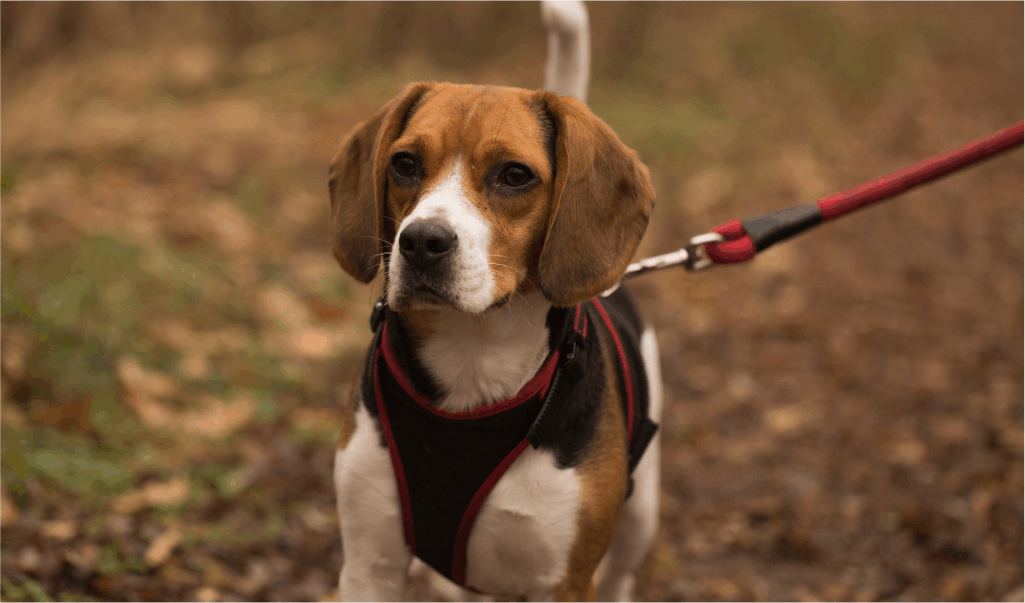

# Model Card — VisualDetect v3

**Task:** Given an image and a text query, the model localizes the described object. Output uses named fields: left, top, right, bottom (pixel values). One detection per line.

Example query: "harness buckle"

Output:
left=559, top=331, right=588, bottom=383
left=370, top=297, right=387, bottom=332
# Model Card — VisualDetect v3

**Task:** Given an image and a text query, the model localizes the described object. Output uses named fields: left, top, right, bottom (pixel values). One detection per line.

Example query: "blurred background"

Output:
left=1, top=2, right=1021, bottom=601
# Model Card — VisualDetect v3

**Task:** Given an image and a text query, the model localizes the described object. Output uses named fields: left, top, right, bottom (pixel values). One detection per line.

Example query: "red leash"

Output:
left=609, top=120, right=1023, bottom=290
left=705, top=121, right=1024, bottom=264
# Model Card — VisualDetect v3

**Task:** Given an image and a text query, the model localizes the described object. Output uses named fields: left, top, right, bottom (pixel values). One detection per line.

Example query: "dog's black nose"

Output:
left=398, top=220, right=458, bottom=270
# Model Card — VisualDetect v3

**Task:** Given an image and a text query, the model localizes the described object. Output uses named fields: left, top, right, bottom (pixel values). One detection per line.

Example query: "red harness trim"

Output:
left=450, top=438, right=531, bottom=585
left=590, top=299, right=635, bottom=447
left=380, top=322, right=561, bottom=419
left=372, top=348, right=417, bottom=554
left=373, top=304, right=603, bottom=585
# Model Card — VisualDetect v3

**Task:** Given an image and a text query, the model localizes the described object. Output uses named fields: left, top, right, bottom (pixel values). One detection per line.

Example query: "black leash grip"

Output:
left=740, top=202, right=823, bottom=252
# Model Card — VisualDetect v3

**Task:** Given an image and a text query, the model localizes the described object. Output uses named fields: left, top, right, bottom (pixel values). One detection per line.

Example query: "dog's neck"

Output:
left=396, top=292, right=554, bottom=414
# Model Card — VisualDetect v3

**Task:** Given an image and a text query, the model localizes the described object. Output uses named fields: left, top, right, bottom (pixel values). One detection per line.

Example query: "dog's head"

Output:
left=329, top=83, right=655, bottom=311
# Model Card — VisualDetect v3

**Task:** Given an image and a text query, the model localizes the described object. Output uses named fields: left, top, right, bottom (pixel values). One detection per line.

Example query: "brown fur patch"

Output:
left=555, top=329, right=630, bottom=600
left=384, top=85, right=558, bottom=305
left=331, top=82, right=654, bottom=316
left=534, top=92, right=656, bottom=306
left=337, top=365, right=363, bottom=451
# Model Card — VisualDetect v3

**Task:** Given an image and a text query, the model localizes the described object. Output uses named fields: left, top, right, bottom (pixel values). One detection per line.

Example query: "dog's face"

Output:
left=329, top=83, right=655, bottom=310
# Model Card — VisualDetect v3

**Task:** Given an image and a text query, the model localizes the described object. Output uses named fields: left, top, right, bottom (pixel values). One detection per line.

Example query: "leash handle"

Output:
left=704, top=120, right=1024, bottom=263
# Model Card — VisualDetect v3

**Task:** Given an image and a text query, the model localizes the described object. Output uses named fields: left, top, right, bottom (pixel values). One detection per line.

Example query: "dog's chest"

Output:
left=464, top=446, right=581, bottom=597
left=337, top=404, right=582, bottom=598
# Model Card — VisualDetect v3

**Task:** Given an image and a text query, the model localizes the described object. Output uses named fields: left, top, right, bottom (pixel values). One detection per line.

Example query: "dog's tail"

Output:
left=541, top=0, right=590, bottom=103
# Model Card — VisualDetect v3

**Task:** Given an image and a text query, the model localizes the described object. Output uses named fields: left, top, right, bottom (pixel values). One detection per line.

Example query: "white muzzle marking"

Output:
left=388, top=162, right=496, bottom=313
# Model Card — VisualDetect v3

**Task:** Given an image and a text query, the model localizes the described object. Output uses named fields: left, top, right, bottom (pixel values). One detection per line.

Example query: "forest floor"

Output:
left=1, top=3, right=1021, bottom=601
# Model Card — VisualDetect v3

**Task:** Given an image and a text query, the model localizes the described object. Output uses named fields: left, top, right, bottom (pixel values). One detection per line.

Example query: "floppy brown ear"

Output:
left=536, top=93, right=656, bottom=306
left=329, top=82, right=434, bottom=282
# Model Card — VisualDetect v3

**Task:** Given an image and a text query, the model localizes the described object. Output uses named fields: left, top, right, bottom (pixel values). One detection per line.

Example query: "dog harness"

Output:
left=360, top=289, right=657, bottom=587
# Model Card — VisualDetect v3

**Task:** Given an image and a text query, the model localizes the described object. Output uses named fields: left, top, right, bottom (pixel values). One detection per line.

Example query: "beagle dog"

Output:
left=330, top=5, right=662, bottom=601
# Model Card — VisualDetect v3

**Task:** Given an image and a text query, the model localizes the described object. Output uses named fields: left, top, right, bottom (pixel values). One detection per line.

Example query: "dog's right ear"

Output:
left=329, top=83, right=434, bottom=282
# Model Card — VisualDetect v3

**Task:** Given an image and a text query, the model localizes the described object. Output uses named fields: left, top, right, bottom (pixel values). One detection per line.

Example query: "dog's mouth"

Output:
left=391, top=281, right=514, bottom=315
left=391, top=281, right=457, bottom=311
left=409, top=285, right=451, bottom=307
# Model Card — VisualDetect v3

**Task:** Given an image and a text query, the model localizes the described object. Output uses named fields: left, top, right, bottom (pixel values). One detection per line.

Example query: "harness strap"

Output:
left=362, top=295, right=657, bottom=585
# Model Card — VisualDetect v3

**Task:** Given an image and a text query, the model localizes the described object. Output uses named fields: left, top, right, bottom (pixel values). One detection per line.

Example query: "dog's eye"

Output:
left=391, top=154, right=418, bottom=179
left=498, top=164, right=533, bottom=188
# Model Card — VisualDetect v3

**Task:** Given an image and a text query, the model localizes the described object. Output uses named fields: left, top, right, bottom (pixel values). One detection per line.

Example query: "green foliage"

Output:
left=0, top=166, right=17, bottom=194
left=142, top=245, right=215, bottom=300
left=594, top=96, right=731, bottom=160
left=36, top=276, right=93, bottom=329
left=95, top=544, right=125, bottom=577
left=1, top=261, right=31, bottom=323
left=1, top=576, right=52, bottom=602
left=236, top=175, right=269, bottom=217
left=779, top=5, right=841, bottom=74
left=3, top=426, right=136, bottom=503
left=26, top=332, right=117, bottom=402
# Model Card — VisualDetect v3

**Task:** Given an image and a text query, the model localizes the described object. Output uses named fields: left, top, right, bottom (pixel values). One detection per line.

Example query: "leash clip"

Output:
left=684, top=232, right=725, bottom=271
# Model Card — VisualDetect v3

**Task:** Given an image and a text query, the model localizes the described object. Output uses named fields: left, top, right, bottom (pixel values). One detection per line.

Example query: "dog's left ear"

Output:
left=329, top=82, right=434, bottom=282
left=536, top=93, right=656, bottom=306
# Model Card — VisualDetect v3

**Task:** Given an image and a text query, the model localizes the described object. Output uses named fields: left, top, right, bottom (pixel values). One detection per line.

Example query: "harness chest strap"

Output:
left=361, top=297, right=656, bottom=586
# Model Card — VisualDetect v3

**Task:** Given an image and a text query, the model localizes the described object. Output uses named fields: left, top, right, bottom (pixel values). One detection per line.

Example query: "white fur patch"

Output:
left=336, top=403, right=412, bottom=600
left=420, top=291, right=553, bottom=413
left=388, top=162, right=496, bottom=314
left=465, top=446, right=581, bottom=599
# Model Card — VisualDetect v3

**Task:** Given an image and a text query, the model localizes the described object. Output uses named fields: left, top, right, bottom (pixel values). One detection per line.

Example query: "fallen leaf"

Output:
left=203, top=558, right=236, bottom=588
left=299, top=504, right=337, bottom=534
left=307, top=297, right=347, bottom=322
left=111, top=476, right=190, bottom=513
left=1, top=326, right=34, bottom=380
left=111, top=489, right=149, bottom=514
left=144, top=526, right=182, bottom=566
left=148, top=319, right=199, bottom=351
left=765, top=405, right=807, bottom=434
left=122, top=391, right=175, bottom=429
left=118, top=357, right=180, bottom=398
left=292, top=408, right=339, bottom=433
left=145, top=476, right=190, bottom=506
left=181, top=394, right=253, bottom=439
left=237, top=560, right=271, bottom=596
left=63, top=542, right=99, bottom=572
left=257, top=284, right=314, bottom=330
left=1, top=484, right=21, bottom=527
left=204, top=198, right=254, bottom=252
left=159, top=561, right=200, bottom=586
left=40, top=519, right=78, bottom=541
left=178, top=350, right=211, bottom=380
left=891, top=437, right=928, bottom=465
left=1, top=399, right=28, bottom=427
left=14, top=547, right=42, bottom=572
left=30, top=398, right=92, bottom=433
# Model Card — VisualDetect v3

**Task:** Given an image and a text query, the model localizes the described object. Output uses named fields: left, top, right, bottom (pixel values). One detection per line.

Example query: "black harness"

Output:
left=360, top=289, right=657, bottom=587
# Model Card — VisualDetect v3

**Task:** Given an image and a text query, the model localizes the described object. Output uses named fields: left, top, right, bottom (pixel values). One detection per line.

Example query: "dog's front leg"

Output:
left=335, top=404, right=412, bottom=601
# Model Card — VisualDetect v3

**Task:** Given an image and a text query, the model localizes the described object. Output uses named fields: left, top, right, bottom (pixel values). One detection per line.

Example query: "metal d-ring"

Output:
left=683, top=232, right=725, bottom=272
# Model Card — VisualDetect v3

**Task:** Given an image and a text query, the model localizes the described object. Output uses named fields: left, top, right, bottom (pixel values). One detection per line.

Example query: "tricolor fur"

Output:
left=330, top=3, right=663, bottom=600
